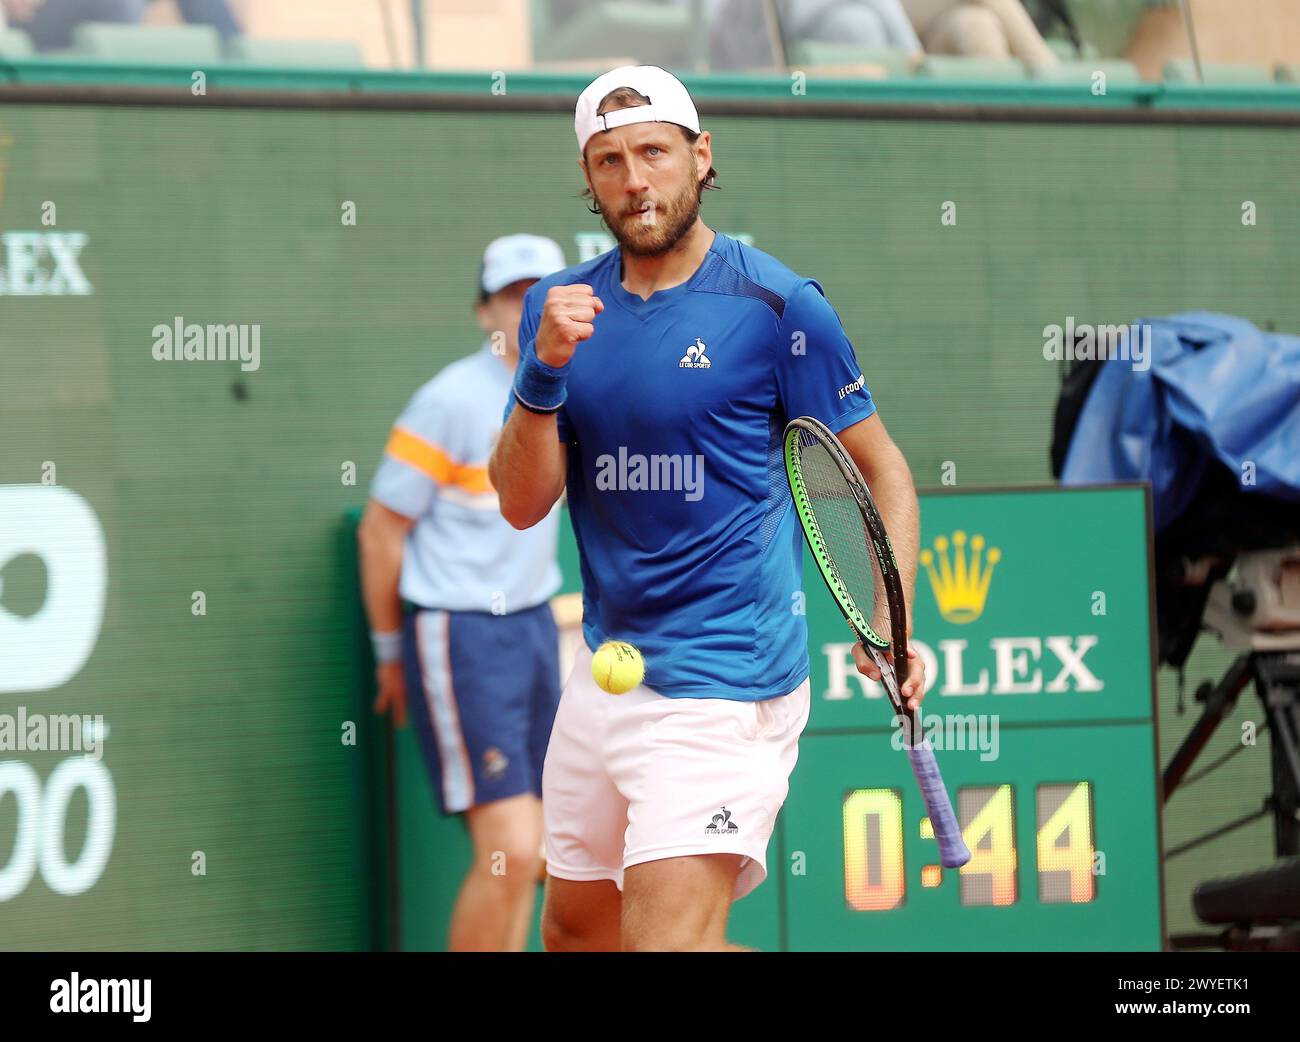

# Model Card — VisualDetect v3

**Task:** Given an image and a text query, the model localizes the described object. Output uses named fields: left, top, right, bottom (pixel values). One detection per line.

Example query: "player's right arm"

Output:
left=491, top=283, right=603, bottom=529
left=360, top=384, right=455, bottom=726
left=492, top=406, right=567, bottom=530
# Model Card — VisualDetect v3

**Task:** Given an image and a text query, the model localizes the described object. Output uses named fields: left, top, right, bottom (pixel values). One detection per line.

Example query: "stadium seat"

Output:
left=71, top=22, right=223, bottom=65
left=533, top=1, right=691, bottom=68
left=226, top=37, right=364, bottom=68
left=1043, top=38, right=1101, bottom=61
left=1162, top=59, right=1274, bottom=85
left=1058, top=0, right=1149, bottom=58
left=0, top=28, right=34, bottom=58
left=1045, top=37, right=1075, bottom=60
left=916, top=56, right=1027, bottom=81
left=1031, top=59, right=1141, bottom=84
left=785, top=42, right=912, bottom=77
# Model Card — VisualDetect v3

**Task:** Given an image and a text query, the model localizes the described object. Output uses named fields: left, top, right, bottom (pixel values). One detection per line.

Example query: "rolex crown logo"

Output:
left=920, top=530, right=1000, bottom=624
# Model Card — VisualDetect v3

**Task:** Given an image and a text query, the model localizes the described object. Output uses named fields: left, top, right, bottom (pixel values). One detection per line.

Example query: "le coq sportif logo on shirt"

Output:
left=679, top=338, right=711, bottom=369
left=838, top=373, right=865, bottom=400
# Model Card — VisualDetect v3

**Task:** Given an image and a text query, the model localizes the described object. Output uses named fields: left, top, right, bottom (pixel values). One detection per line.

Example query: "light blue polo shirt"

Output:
left=375, top=341, right=562, bottom=613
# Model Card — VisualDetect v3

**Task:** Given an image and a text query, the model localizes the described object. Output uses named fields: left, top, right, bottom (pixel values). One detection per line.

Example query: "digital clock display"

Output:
left=843, top=782, right=1098, bottom=912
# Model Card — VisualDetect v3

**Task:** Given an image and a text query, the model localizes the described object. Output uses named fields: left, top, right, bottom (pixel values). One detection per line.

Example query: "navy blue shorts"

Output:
left=401, top=602, right=561, bottom=815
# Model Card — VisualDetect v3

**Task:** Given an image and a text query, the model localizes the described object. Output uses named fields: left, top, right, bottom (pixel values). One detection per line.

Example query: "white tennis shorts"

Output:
left=542, top=643, right=812, bottom=899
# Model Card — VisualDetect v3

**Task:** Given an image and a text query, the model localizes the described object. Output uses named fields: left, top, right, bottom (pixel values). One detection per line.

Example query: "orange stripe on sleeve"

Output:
left=384, top=426, right=494, bottom=494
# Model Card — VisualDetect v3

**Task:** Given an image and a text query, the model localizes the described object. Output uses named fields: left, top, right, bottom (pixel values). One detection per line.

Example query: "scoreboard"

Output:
left=776, top=484, right=1162, bottom=950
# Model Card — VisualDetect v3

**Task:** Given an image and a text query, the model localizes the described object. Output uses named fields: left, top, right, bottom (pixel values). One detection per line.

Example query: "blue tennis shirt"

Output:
left=505, top=230, right=876, bottom=700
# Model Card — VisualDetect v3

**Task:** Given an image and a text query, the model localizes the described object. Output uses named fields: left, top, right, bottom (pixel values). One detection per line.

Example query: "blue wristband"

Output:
left=513, top=344, right=571, bottom=414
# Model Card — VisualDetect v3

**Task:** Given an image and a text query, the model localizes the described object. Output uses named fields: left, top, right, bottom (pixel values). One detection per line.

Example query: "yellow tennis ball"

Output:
left=591, top=640, right=644, bottom=695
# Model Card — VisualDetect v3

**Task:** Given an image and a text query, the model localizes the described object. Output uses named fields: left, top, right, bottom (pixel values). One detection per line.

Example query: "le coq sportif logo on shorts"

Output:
left=705, top=807, right=740, bottom=834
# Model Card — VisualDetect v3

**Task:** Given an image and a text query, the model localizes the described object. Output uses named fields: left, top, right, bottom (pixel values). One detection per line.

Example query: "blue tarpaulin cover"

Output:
left=1060, top=311, right=1300, bottom=532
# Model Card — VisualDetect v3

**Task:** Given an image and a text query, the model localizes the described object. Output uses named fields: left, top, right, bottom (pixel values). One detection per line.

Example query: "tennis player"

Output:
left=359, top=233, right=567, bottom=951
left=488, top=66, right=927, bottom=952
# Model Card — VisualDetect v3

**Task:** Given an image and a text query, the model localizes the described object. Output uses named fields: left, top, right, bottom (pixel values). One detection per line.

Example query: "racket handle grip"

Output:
left=906, top=740, right=972, bottom=869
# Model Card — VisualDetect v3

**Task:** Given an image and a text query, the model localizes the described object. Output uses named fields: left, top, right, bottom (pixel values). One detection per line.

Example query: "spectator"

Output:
left=359, top=234, right=568, bottom=952
left=789, top=0, right=923, bottom=55
left=901, top=0, right=1059, bottom=69
left=711, top=0, right=923, bottom=71
left=1, top=0, right=45, bottom=34
left=10, top=0, right=240, bottom=52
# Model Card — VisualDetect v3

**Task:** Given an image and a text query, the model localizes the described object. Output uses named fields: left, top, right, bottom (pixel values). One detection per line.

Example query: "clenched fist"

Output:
left=536, top=284, right=604, bottom=368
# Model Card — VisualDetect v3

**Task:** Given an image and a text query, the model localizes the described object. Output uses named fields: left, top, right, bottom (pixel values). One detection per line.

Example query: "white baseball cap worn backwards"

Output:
left=574, top=65, right=701, bottom=154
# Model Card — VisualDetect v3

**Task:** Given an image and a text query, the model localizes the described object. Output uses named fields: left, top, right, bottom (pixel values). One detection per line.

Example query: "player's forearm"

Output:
left=490, top=406, right=567, bottom=530
left=868, top=454, right=920, bottom=633
left=357, top=527, right=405, bottom=635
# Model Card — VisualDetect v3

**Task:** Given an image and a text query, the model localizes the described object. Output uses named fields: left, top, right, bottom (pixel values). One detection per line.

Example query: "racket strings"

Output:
left=793, top=431, right=892, bottom=645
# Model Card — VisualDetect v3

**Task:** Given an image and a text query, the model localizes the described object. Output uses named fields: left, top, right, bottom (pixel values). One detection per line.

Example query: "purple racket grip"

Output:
left=906, top=740, right=972, bottom=868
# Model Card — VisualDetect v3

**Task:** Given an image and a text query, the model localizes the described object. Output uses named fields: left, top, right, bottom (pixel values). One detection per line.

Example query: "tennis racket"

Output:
left=784, top=415, right=971, bottom=869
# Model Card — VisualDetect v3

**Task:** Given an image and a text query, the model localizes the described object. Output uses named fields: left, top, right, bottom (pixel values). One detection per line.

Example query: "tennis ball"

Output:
left=591, top=640, right=644, bottom=695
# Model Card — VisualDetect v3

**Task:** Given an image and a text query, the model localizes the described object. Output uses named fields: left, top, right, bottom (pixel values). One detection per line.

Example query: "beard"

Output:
left=597, top=171, right=701, bottom=257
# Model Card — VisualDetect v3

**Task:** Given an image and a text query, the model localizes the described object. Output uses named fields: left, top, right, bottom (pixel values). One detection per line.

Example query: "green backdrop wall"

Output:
left=1, top=97, right=1295, bottom=948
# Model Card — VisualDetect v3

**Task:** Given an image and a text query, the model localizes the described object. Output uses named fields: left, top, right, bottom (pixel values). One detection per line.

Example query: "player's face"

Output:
left=582, top=121, right=709, bottom=257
